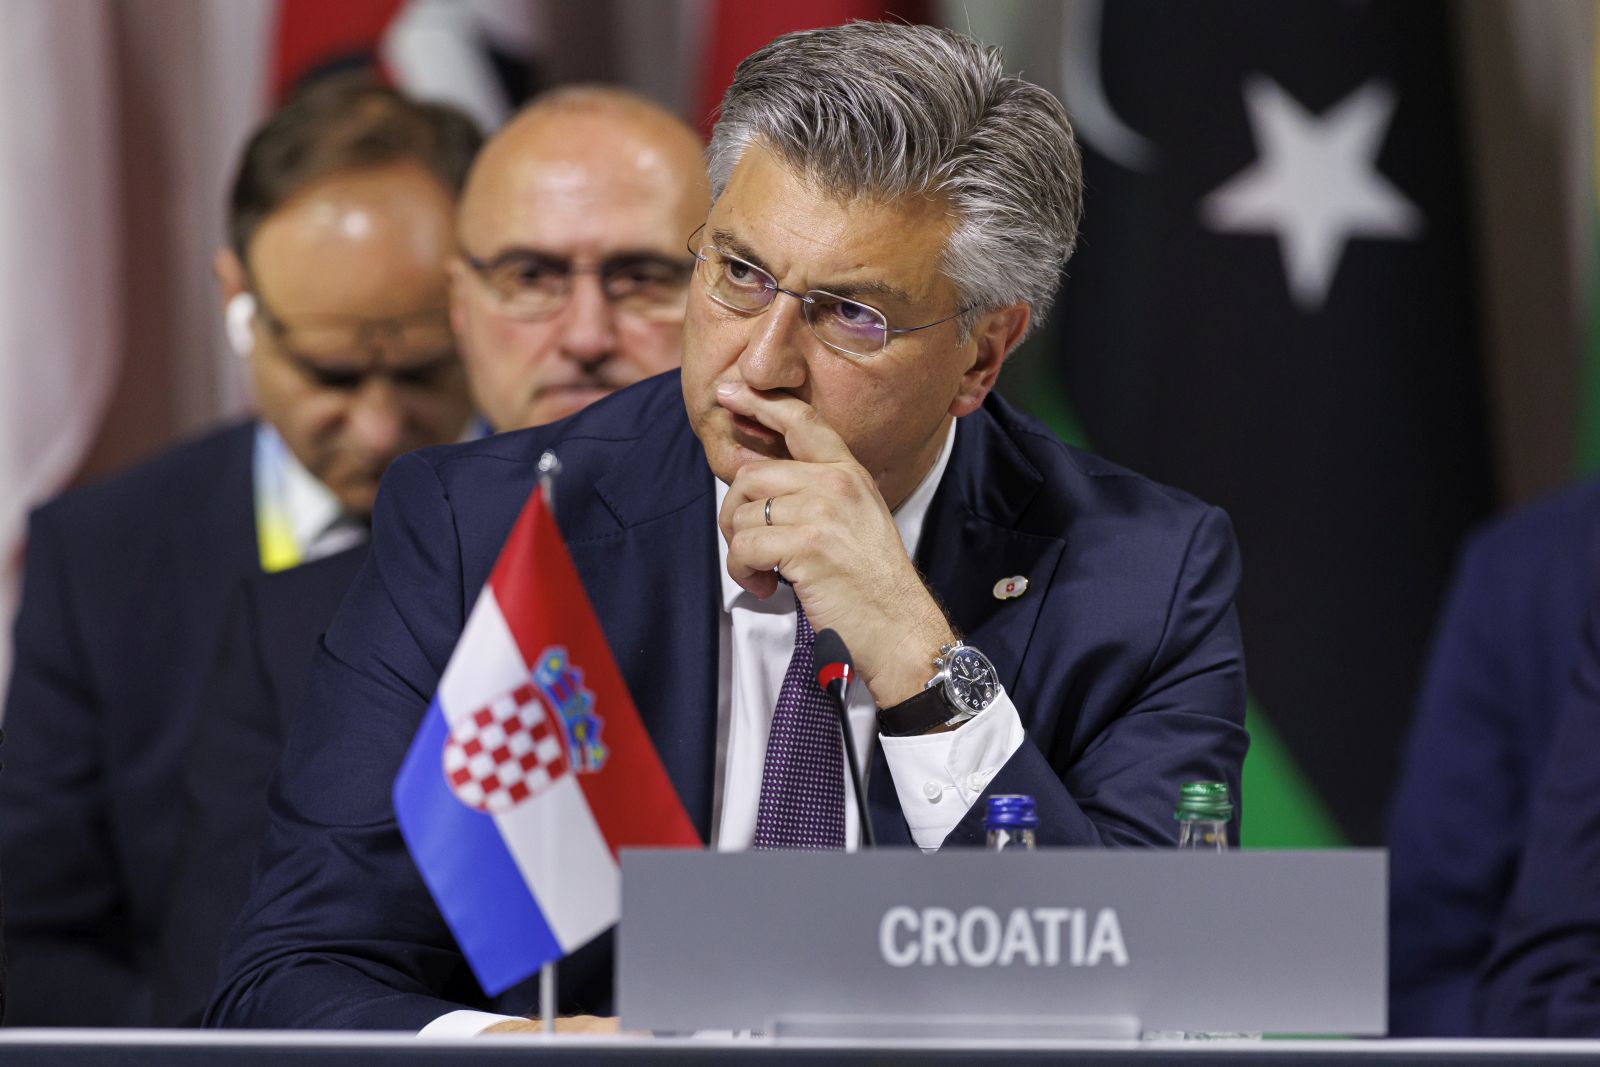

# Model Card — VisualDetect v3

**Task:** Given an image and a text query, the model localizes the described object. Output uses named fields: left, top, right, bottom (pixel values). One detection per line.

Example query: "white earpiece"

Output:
left=225, top=292, right=256, bottom=359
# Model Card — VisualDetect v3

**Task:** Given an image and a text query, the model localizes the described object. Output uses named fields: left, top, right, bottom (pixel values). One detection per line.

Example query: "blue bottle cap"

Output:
left=985, top=793, right=1038, bottom=830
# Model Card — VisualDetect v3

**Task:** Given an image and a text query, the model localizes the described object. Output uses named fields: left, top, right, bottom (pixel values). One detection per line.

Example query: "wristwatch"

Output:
left=876, top=641, right=1001, bottom=737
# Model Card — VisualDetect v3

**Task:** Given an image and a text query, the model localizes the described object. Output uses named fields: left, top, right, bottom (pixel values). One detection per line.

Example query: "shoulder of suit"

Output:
left=414, top=371, right=686, bottom=485
left=1462, top=476, right=1600, bottom=564
left=1448, top=475, right=1600, bottom=606
left=30, top=418, right=255, bottom=535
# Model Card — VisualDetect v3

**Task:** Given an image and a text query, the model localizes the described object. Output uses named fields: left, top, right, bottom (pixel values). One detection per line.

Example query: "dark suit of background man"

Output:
left=151, top=86, right=710, bottom=1028
left=0, top=77, right=483, bottom=1027
left=1385, top=479, right=1600, bottom=1036
left=209, top=22, right=1250, bottom=1036
left=1476, top=558, right=1600, bottom=1036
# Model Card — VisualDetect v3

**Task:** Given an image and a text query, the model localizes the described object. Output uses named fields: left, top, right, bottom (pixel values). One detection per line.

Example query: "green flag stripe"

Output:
left=1024, top=374, right=1091, bottom=450
left=1241, top=699, right=1345, bottom=848
left=1578, top=26, right=1600, bottom=474
left=1578, top=219, right=1600, bottom=475
left=1028, top=384, right=1345, bottom=847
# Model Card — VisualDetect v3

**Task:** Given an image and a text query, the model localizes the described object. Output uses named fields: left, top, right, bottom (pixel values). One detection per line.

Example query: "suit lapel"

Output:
left=867, top=406, right=1065, bottom=845
left=916, top=406, right=1062, bottom=709
left=558, top=405, right=721, bottom=844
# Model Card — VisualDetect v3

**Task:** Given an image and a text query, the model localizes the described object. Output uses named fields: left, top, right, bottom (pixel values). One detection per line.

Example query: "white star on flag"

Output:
left=1200, top=76, right=1423, bottom=313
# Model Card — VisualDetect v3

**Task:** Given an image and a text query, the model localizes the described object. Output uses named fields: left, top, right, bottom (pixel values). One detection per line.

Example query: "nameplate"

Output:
left=617, top=849, right=1386, bottom=1035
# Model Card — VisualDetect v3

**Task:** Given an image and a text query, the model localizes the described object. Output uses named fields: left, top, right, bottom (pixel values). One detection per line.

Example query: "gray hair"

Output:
left=706, top=22, right=1083, bottom=338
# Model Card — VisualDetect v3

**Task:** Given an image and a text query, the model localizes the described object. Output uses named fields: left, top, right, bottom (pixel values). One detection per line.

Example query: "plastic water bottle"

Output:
left=984, top=794, right=1037, bottom=851
left=1175, top=781, right=1231, bottom=851
left=1145, top=781, right=1258, bottom=1041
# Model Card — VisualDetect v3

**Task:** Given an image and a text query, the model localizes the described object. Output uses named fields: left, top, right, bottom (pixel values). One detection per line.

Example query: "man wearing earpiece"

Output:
left=144, top=83, right=712, bottom=1029
left=0, top=75, right=482, bottom=1026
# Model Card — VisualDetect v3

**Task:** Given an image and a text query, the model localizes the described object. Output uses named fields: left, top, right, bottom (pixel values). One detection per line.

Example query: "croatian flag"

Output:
left=393, top=484, right=701, bottom=996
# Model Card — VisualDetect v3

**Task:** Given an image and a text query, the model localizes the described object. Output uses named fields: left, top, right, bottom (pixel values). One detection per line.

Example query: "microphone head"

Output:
left=813, top=628, right=853, bottom=697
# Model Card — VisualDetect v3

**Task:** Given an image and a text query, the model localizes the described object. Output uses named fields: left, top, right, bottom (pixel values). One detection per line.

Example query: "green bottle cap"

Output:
left=1175, top=780, right=1233, bottom=821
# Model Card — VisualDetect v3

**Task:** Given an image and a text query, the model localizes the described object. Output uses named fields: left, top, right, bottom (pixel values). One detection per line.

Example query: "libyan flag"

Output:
left=1031, top=0, right=1493, bottom=846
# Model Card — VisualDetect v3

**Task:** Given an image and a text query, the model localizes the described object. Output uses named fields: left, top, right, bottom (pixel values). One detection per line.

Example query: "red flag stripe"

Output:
left=695, top=0, right=930, bottom=135
left=271, top=0, right=404, bottom=104
left=489, top=490, right=701, bottom=857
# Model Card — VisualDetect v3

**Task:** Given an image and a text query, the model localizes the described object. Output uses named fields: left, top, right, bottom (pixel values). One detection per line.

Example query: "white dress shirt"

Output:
left=252, top=422, right=367, bottom=570
left=423, top=418, right=1025, bottom=1037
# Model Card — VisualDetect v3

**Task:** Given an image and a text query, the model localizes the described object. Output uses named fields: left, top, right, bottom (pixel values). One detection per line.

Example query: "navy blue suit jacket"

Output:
left=152, top=545, right=370, bottom=1027
left=0, top=421, right=257, bottom=1025
left=1476, top=535, right=1600, bottom=1035
left=208, top=372, right=1248, bottom=1030
left=1386, top=479, right=1600, bottom=1036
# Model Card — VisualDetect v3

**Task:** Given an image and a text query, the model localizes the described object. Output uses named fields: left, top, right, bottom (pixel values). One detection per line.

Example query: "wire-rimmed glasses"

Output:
left=461, top=249, right=695, bottom=323
left=686, top=225, right=968, bottom=357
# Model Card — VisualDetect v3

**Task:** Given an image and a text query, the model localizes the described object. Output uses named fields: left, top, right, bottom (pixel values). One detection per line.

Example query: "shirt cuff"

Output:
left=878, top=688, right=1026, bottom=851
left=418, top=1009, right=525, bottom=1037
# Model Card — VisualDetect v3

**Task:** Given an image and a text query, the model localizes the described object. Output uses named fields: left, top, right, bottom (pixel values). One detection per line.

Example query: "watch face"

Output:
left=944, top=646, right=999, bottom=713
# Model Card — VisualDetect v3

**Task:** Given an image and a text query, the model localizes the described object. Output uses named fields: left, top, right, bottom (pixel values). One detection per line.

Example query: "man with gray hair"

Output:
left=209, top=22, right=1247, bottom=1032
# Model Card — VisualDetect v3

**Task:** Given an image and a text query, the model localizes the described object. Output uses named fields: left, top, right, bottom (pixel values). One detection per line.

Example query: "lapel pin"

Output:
left=992, top=575, right=1029, bottom=600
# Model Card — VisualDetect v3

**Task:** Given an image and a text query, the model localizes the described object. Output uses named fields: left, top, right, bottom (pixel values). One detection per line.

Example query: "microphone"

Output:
left=814, top=628, right=875, bottom=848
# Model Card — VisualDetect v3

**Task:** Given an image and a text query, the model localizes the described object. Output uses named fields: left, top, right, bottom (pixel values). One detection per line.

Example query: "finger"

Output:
left=726, top=525, right=810, bottom=598
left=715, top=382, right=854, bottom=465
left=726, top=496, right=773, bottom=540
left=719, top=460, right=834, bottom=545
left=723, top=459, right=837, bottom=519
left=725, top=491, right=816, bottom=538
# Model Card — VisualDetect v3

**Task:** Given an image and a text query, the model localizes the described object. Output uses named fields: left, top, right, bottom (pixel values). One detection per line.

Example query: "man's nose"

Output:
left=345, top=376, right=407, bottom=458
left=557, top=273, right=620, bottom=368
left=736, top=292, right=808, bottom=393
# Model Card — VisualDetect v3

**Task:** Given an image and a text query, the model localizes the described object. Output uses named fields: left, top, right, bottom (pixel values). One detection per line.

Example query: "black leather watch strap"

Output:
left=876, top=686, right=950, bottom=737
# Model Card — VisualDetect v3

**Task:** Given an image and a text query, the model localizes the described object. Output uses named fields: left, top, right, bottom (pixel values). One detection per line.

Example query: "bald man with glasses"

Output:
left=448, top=85, right=709, bottom=432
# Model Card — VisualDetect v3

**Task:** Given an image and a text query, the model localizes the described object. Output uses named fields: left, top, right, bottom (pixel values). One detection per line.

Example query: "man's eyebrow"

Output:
left=709, top=227, right=918, bottom=307
left=469, top=246, right=687, bottom=266
left=710, top=228, right=768, bottom=270
left=466, top=245, right=566, bottom=264
left=816, top=277, right=916, bottom=306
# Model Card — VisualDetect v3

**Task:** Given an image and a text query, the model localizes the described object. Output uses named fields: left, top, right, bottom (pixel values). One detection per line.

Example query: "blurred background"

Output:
left=0, top=0, right=1590, bottom=850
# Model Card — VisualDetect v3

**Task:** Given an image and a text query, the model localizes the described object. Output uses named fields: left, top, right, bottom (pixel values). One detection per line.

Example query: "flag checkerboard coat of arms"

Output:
left=394, top=484, right=700, bottom=996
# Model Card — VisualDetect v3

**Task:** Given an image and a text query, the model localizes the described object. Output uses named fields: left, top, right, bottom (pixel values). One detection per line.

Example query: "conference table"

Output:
left=5, top=1031, right=1600, bottom=1065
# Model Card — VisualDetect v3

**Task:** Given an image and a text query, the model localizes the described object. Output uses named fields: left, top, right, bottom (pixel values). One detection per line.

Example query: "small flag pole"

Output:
left=539, top=963, right=556, bottom=1035
left=537, top=449, right=561, bottom=516
left=536, top=449, right=561, bottom=1035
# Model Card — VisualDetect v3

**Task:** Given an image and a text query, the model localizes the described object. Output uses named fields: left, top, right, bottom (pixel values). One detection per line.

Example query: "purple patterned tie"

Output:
left=753, top=604, right=846, bottom=849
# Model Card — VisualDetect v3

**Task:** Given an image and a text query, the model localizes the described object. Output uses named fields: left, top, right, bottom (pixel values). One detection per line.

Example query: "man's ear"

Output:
left=950, top=301, right=1029, bottom=418
left=213, top=246, right=247, bottom=303
left=214, top=248, right=256, bottom=360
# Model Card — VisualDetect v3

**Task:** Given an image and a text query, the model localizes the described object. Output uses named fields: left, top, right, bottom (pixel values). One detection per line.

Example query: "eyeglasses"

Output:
left=686, top=225, right=968, bottom=357
left=251, top=288, right=460, bottom=391
left=461, top=248, right=695, bottom=322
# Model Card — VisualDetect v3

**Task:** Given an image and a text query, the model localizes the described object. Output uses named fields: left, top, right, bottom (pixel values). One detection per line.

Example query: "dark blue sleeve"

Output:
left=944, top=504, right=1248, bottom=848
left=1476, top=593, right=1600, bottom=1036
left=1386, top=531, right=1532, bottom=1036
left=0, top=506, right=144, bottom=1024
left=206, top=453, right=485, bottom=1031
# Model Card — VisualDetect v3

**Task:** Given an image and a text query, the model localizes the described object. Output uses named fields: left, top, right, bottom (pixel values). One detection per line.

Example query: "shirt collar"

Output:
left=253, top=422, right=362, bottom=567
left=714, top=417, right=958, bottom=613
